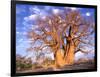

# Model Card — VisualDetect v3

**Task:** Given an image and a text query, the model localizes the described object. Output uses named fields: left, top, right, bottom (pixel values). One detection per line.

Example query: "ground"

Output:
left=16, top=60, right=95, bottom=73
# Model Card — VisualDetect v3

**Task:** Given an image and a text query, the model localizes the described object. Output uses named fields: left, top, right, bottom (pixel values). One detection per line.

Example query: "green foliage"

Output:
left=16, top=62, right=32, bottom=69
left=16, top=55, right=32, bottom=71
left=16, top=61, right=32, bottom=71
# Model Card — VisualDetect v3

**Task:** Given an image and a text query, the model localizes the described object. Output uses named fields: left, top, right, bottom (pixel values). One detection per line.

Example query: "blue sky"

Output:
left=16, top=4, right=95, bottom=60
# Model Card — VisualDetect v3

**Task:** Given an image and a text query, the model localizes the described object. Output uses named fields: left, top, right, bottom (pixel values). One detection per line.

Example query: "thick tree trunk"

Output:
left=64, top=26, right=75, bottom=65
left=64, top=41, right=75, bottom=65
left=54, top=49, right=65, bottom=68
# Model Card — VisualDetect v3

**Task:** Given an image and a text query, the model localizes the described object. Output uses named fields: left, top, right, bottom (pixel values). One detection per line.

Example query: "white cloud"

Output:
left=23, top=32, right=27, bottom=35
left=31, top=25, right=38, bottom=30
left=18, top=38, right=24, bottom=42
left=24, top=14, right=39, bottom=21
left=24, top=6, right=48, bottom=22
left=30, top=6, right=48, bottom=16
left=24, top=17, right=29, bottom=21
left=75, top=52, right=84, bottom=60
left=70, top=7, right=78, bottom=11
left=64, top=7, right=69, bottom=9
left=16, top=31, right=20, bottom=34
left=65, top=7, right=79, bottom=11
left=44, top=6, right=51, bottom=11
left=29, top=6, right=40, bottom=14
left=86, top=12, right=91, bottom=16
left=16, top=31, right=27, bottom=36
left=52, top=9, right=60, bottom=14
left=41, top=16, right=46, bottom=20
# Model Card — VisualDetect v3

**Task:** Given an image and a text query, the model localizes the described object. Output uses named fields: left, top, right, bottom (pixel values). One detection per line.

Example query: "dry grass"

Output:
left=16, top=60, right=95, bottom=73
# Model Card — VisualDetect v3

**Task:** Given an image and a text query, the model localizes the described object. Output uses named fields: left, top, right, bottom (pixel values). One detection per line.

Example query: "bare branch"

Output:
left=75, top=48, right=89, bottom=54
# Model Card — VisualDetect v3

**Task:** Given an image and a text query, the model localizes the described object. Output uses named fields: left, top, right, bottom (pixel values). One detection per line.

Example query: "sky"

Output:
left=16, top=4, right=95, bottom=61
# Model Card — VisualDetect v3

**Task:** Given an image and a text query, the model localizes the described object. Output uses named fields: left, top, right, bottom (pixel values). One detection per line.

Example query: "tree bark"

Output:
left=63, top=26, right=75, bottom=65
left=54, top=49, right=65, bottom=68
left=64, top=40, right=75, bottom=65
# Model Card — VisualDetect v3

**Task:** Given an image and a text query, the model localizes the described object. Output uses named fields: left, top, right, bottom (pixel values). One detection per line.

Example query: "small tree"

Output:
left=16, top=54, right=32, bottom=71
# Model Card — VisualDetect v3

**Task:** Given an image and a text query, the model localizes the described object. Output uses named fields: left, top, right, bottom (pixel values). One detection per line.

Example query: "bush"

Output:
left=16, top=60, right=32, bottom=71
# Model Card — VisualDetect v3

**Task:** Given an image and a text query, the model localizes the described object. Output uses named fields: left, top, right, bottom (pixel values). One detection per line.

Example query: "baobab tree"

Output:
left=27, top=10, right=95, bottom=68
